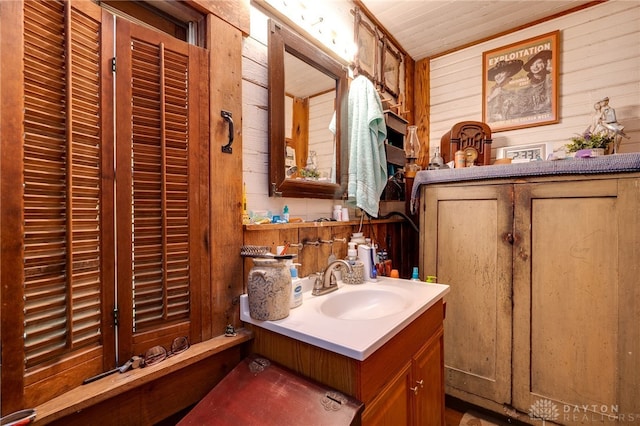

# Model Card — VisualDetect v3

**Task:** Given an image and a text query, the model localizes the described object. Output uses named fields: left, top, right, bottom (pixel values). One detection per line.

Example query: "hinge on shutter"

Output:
left=111, top=57, right=116, bottom=73
left=113, top=307, right=119, bottom=326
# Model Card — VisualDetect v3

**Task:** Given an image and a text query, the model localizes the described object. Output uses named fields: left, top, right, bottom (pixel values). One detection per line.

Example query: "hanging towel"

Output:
left=347, top=75, right=387, bottom=217
left=329, top=111, right=337, bottom=183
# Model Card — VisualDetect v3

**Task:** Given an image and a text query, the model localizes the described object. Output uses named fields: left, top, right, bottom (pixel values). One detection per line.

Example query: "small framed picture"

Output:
left=354, top=10, right=377, bottom=82
left=381, top=37, right=402, bottom=97
left=500, top=144, right=547, bottom=162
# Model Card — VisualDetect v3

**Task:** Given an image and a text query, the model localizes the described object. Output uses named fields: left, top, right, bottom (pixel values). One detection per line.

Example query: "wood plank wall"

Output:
left=243, top=219, right=417, bottom=285
left=426, top=1, right=639, bottom=160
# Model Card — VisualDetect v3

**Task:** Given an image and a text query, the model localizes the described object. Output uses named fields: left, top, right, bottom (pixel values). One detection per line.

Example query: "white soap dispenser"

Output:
left=289, top=264, right=303, bottom=308
left=347, top=242, right=358, bottom=264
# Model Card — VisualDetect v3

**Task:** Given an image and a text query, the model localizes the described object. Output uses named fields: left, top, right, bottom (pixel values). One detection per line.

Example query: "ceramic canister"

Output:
left=247, top=258, right=291, bottom=321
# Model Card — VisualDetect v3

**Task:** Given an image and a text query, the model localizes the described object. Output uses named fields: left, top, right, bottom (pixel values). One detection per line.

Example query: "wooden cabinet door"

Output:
left=421, top=183, right=513, bottom=405
left=362, top=361, right=412, bottom=426
left=512, top=177, right=640, bottom=423
left=413, top=328, right=445, bottom=426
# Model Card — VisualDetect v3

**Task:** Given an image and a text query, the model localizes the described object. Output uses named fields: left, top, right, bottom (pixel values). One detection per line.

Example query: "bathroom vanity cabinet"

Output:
left=247, top=299, right=445, bottom=425
left=361, top=324, right=444, bottom=425
left=419, top=172, right=640, bottom=423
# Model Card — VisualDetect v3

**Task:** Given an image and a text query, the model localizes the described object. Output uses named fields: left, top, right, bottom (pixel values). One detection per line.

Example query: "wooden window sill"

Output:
left=34, top=329, right=253, bottom=424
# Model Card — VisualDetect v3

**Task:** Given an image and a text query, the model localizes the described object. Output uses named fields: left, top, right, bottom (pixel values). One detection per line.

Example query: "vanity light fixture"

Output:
left=261, top=0, right=354, bottom=61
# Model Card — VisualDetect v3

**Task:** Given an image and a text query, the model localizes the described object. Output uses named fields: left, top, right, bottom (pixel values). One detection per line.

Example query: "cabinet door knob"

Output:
left=416, top=379, right=424, bottom=388
left=506, top=233, right=515, bottom=244
left=409, top=386, right=419, bottom=395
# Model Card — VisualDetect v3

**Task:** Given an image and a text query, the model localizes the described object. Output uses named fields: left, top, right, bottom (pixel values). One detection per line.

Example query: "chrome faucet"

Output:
left=312, top=259, right=353, bottom=296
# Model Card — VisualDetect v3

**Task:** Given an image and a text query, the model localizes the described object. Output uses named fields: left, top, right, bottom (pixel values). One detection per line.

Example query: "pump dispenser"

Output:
left=289, top=264, right=303, bottom=308
left=347, top=242, right=357, bottom=264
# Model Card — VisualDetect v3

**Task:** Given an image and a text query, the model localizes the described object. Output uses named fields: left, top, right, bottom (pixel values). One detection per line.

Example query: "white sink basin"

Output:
left=319, top=289, right=409, bottom=320
left=240, top=277, right=449, bottom=360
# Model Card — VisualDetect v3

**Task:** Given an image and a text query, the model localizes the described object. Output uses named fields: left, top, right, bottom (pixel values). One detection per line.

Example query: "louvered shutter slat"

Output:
left=128, top=37, right=190, bottom=332
left=23, top=1, right=103, bottom=368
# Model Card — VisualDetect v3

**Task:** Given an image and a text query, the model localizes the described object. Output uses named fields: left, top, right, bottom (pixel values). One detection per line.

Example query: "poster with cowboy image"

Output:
left=483, top=31, right=559, bottom=132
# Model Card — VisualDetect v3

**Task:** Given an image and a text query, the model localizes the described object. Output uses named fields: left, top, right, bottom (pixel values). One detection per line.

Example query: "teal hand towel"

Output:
left=347, top=76, right=387, bottom=217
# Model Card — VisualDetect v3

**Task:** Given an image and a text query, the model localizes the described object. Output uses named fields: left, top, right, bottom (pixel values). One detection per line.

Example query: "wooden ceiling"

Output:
left=358, top=0, right=601, bottom=59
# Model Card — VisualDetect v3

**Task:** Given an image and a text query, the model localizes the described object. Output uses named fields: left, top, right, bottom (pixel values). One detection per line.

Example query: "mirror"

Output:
left=268, top=20, right=348, bottom=199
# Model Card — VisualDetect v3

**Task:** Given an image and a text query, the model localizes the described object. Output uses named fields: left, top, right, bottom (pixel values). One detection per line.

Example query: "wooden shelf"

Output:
left=34, top=330, right=253, bottom=424
left=244, top=217, right=403, bottom=231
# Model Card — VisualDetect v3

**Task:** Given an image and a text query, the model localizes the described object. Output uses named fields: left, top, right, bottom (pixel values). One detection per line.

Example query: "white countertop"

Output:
left=240, top=277, right=449, bottom=361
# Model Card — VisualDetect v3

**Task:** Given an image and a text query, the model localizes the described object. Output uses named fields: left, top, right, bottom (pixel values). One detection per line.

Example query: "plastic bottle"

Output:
left=289, top=264, right=303, bottom=308
left=333, top=204, right=342, bottom=221
left=410, top=266, right=420, bottom=281
left=347, top=242, right=358, bottom=265
left=282, top=205, right=290, bottom=223
left=341, top=206, right=350, bottom=221
left=241, top=182, right=250, bottom=225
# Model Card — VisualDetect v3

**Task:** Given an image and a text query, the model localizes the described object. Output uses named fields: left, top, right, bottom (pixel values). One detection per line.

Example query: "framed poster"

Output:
left=483, top=31, right=559, bottom=132
left=354, top=9, right=377, bottom=82
left=382, top=38, right=401, bottom=97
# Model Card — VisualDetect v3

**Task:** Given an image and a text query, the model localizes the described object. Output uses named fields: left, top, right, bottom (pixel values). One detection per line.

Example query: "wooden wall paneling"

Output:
left=298, top=227, right=320, bottom=276
left=208, top=14, right=244, bottom=338
left=402, top=223, right=420, bottom=279
left=404, top=56, right=415, bottom=125
left=414, top=58, right=430, bottom=170
left=0, top=0, right=26, bottom=412
left=193, top=43, right=212, bottom=344
left=242, top=220, right=411, bottom=284
left=364, top=221, right=387, bottom=253
left=291, top=97, right=309, bottom=173
left=187, top=0, right=250, bottom=36
left=385, top=222, right=403, bottom=276
left=279, top=227, right=301, bottom=260
left=318, top=227, right=333, bottom=269
left=328, top=224, right=353, bottom=261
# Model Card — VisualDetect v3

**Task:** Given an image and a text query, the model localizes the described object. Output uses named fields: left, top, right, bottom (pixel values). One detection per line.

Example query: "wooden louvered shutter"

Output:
left=0, top=0, right=115, bottom=409
left=115, top=19, right=207, bottom=356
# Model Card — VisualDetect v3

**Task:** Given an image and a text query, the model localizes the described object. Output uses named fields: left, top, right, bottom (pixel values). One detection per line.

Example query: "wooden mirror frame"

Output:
left=268, top=20, right=348, bottom=199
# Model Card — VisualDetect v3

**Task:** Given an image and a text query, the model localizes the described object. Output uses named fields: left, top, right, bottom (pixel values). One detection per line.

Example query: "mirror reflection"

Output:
left=268, top=19, right=348, bottom=199
left=284, top=52, right=336, bottom=182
